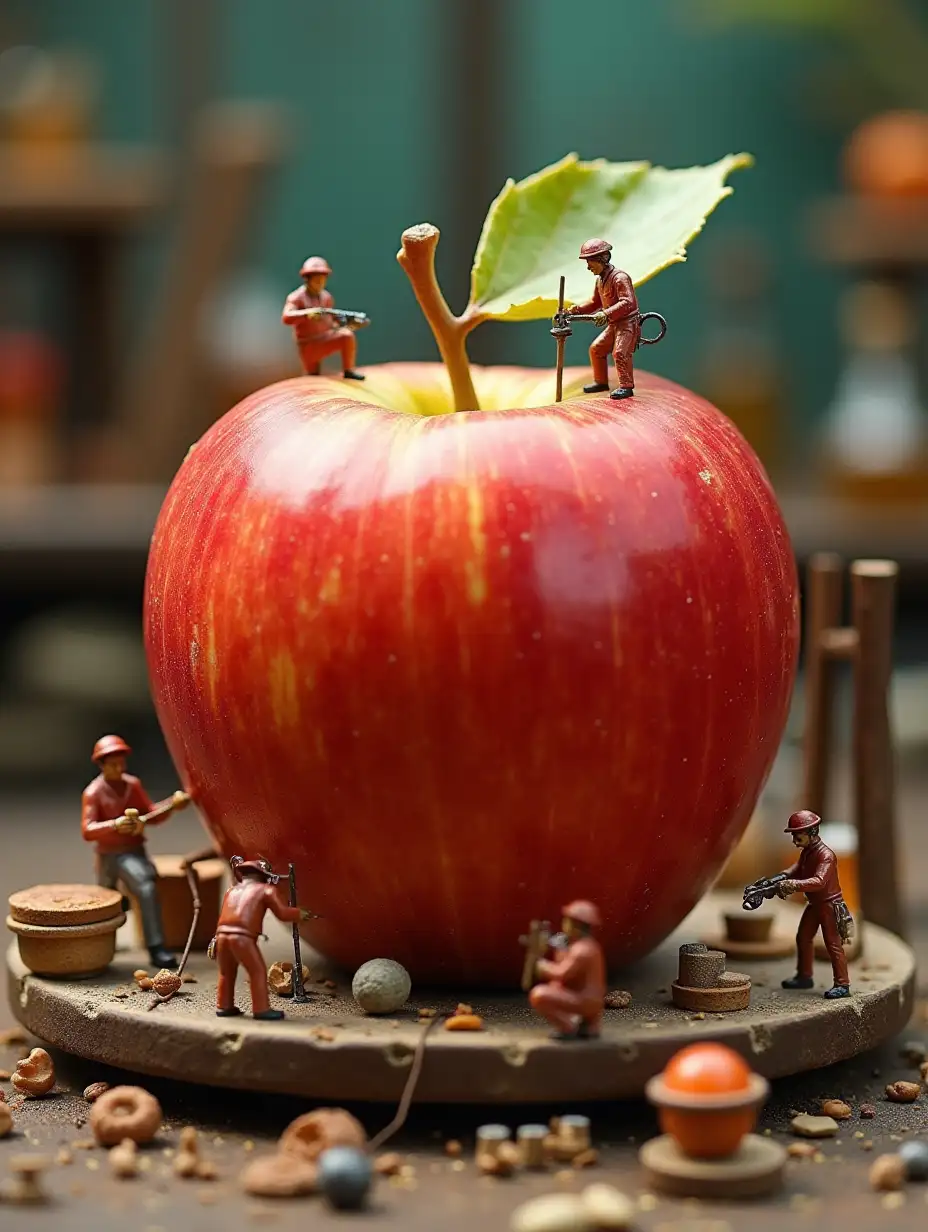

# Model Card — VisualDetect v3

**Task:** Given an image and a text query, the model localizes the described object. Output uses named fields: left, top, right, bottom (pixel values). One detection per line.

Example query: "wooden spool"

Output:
left=127, top=856, right=225, bottom=952
left=7, top=885, right=125, bottom=978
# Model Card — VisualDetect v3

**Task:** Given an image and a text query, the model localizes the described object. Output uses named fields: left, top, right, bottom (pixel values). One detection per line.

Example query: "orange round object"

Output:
left=843, top=111, right=928, bottom=198
left=646, top=1043, right=766, bottom=1160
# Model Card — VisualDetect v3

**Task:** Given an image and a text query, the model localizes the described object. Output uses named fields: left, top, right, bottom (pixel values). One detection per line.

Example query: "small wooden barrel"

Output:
left=128, top=857, right=225, bottom=952
left=723, top=913, right=773, bottom=945
left=678, top=948, right=726, bottom=989
left=7, top=885, right=125, bottom=978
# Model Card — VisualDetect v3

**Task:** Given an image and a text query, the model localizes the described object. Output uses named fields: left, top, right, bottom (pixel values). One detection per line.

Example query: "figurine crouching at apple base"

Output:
left=282, top=255, right=369, bottom=379
left=81, top=735, right=190, bottom=969
left=744, top=811, right=853, bottom=999
left=527, top=901, right=607, bottom=1040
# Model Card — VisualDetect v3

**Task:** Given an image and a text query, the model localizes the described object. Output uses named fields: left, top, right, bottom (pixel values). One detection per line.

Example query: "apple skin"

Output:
left=144, top=362, right=799, bottom=986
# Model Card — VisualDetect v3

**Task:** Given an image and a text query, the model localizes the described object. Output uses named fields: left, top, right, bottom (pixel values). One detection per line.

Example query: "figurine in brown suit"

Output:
left=776, top=811, right=853, bottom=999
left=568, top=238, right=640, bottom=399
left=214, top=857, right=313, bottom=1021
left=528, top=900, right=606, bottom=1039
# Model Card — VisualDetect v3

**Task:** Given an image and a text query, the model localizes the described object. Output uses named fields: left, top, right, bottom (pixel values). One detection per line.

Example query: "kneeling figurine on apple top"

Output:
left=742, top=810, right=854, bottom=999
left=282, top=255, right=370, bottom=380
left=523, top=900, right=606, bottom=1040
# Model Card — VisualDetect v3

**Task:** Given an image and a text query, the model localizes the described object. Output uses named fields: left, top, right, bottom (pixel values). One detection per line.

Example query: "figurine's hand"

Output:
left=115, top=812, right=143, bottom=836
left=172, top=790, right=191, bottom=811
left=592, top=311, right=608, bottom=326
left=776, top=880, right=799, bottom=898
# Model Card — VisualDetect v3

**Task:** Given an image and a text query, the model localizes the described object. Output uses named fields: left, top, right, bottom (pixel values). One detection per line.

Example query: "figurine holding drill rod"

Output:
left=743, top=811, right=854, bottom=999
left=282, top=255, right=369, bottom=379
left=550, top=239, right=666, bottom=402
left=213, top=857, right=321, bottom=1021
left=522, top=900, right=606, bottom=1040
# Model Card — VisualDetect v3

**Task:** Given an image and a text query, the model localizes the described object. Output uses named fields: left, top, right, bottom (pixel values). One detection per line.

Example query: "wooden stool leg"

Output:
left=851, top=560, right=902, bottom=938
left=802, top=553, right=844, bottom=815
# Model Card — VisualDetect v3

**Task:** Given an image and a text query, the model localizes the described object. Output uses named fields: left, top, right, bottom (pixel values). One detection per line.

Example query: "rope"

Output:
left=367, top=1016, right=438, bottom=1153
left=146, top=853, right=206, bottom=1012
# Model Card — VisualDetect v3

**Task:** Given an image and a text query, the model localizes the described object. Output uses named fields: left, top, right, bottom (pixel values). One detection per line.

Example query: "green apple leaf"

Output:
left=467, top=152, right=752, bottom=323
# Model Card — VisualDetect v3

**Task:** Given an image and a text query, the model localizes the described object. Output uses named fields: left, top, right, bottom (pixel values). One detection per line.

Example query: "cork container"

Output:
left=7, top=885, right=125, bottom=978
left=678, top=948, right=727, bottom=989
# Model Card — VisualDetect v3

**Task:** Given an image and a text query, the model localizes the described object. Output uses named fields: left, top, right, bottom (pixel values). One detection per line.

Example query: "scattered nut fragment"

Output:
left=241, top=1153, right=317, bottom=1197
left=196, top=1160, right=219, bottom=1181
left=181, top=974, right=197, bottom=984
left=603, top=990, right=632, bottom=1010
left=55, top=1147, right=72, bottom=1165
left=886, top=1082, right=921, bottom=1104
left=138, top=978, right=154, bottom=991
left=417, top=1007, right=437, bottom=1019
left=83, top=1082, right=110, bottom=1103
left=581, top=1183, right=636, bottom=1228
left=787, top=1142, right=819, bottom=1159
left=870, top=1153, right=906, bottom=1191
left=11, top=1048, right=55, bottom=1097
left=571, top=1148, right=598, bottom=1169
left=822, top=1099, right=853, bottom=1120
left=445, top=1139, right=463, bottom=1157
left=790, top=1114, right=839, bottom=1138
left=445, top=1013, right=484, bottom=1031
left=91, top=1086, right=163, bottom=1146
left=478, top=1141, right=521, bottom=1176
left=109, top=1138, right=139, bottom=1179
left=0, top=1103, right=12, bottom=1138
left=267, top=961, right=311, bottom=997
left=175, top=1151, right=199, bottom=1178
left=373, top=1152, right=403, bottom=1176
left=310, top=1028, right=336, bottom=1043
left=279, top=1108, right=367, bottom=1163
left=0, top=1069, right=10, bottom=1079
left=152, top=969, right=183, bottom=999
left=509, top=1192, right=591, bottom=1232
left=900, top=1041, right=926, bottom=1066
left=860, top=1104, right=876, bottom=1118
left=132, top=969, right=150, bottom=982
left=0, top=1155, right=49, bottom=1204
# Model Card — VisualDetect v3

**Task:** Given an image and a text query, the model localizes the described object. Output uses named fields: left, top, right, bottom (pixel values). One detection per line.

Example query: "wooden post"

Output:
left=801, top=552, right=845, bottom=815
left=851, top=560, right=902, bottom=937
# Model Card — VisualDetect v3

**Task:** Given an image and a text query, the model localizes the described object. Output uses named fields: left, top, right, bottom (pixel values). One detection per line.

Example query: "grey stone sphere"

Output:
left=317, top=1146, right=373, bottom=1210
left=899, top=1139, right=928, bottom=1181
left=352, top=958, right=411, bottom=1014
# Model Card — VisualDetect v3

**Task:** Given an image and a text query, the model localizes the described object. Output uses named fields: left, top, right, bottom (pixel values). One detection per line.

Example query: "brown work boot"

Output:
left=343, top=370, right=366, bottom=381
left=610, top=387, right=634, bottom=400
left=583, top=381, right=610, bottom=394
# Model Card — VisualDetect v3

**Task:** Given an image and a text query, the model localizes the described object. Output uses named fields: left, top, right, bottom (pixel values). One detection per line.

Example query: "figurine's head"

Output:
left=578, top=238, right=612, bottom=276
left=232, top=856, right=275, bottom=882
left=785, top=810, right=821, bottom=847
left=561, top=899, right=602, bottom=938
left=301, top=256, right=332, bottom=296
left=92, top=734, right=131, bottom=780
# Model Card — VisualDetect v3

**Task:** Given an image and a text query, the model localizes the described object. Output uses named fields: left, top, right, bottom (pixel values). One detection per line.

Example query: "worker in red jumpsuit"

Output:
left=568, top=238, right=640, bottom=399
left=528, top=900, right=607, bottom=1039
left=215, top=858, right=313, bottom=1020
left=776, top=810, right=853, bottom=999
left=281, top=256, right=366, bottom=380
left=81, top=735, right=189, bottom=969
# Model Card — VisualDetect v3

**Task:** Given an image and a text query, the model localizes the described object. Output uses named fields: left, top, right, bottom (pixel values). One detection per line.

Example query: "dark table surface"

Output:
left=2, top=777, right=928, bottom=1231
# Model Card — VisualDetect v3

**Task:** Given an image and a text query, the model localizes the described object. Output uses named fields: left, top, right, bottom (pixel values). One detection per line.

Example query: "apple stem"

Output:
left=397, top=224, right=486, bottom=413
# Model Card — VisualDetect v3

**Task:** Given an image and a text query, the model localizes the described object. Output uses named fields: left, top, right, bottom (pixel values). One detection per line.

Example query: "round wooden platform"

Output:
left=639, top=1133, right=786, bottom=1199
left=5, top=893, right=914, bottom=1104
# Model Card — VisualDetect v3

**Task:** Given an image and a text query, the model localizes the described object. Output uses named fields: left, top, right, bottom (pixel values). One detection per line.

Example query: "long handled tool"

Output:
left=289, top=861, right=310, bottom=1002
left=104, top=790, right=190, bottom=832
left=550, top=276, right=569, bottom=403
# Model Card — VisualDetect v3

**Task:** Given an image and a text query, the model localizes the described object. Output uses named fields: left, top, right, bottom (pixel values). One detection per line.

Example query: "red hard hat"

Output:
left=785, top=810, right=821, bottom=834
left=300, top=256, right=332, bottom=277
left=579, top=238, right=612, bottom=261
left=562, top=899, right=602, bottom=929
left=92, top=734, right=131, bottom=763
left=231, top=856, right=274, bottom=881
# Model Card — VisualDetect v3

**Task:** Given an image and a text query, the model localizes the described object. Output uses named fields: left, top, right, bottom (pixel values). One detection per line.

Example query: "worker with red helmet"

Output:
left=281, top=256, right=366, bottom=380
left=528, top=900, right=607, bottom=1040
left=81, top=735, right=190, bottom=968
left=568, top=238, right=640, bottom=399
left=214, top=857, right=314, bottom=1020
left=774, top=810, right=853, bottom=998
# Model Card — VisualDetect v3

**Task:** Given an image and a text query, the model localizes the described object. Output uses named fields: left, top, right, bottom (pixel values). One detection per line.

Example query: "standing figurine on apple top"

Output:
left=214, top=857, right=315, bottom=1020
left=568, top=238, right=640, bottom=400
left=281, top=256, right=369, bottom=380
left=528, top=900, right=606, bottom=1040
left=772, top=811, right=853, bottom=999
left=81, top=735, right=190, bottom=969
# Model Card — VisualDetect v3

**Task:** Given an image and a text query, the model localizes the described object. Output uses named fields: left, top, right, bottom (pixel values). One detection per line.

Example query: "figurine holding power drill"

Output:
left=743, top=811, right=853, bottom=999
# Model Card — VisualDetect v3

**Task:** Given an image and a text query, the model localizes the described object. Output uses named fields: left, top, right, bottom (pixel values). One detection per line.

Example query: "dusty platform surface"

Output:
left=6, top=893, right=914, bottom=1102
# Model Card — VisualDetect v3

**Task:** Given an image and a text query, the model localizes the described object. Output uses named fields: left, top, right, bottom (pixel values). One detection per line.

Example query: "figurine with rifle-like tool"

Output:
left=742, top=810, right=854, bottom=999
left=550, top=239, right=666, bottom=401
left=522, top=901, right=606, bottom=1040
left=212, top=857, right=321, bottom=1020
left=81, top=735, right=191, bottom=969
left=282, top=255, right=370, bottom=379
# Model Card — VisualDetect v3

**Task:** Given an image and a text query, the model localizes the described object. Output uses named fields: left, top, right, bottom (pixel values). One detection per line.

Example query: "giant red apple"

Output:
left=144, top=361, right=799, bottom=985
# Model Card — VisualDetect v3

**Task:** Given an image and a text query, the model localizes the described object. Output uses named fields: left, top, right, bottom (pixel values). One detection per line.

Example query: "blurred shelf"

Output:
left=0, top=485, right=926, bottom=581
left=808, top=196, right=928, bottom=266
left=0, top=144, right=168, bottom=229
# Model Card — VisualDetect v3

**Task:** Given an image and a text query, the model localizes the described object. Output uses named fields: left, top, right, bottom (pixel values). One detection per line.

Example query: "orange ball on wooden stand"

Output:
left=645, top=1043, right=767, bottom=1159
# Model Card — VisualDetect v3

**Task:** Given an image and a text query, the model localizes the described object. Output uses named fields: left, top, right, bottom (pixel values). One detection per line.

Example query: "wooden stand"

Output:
left=639, top=1133, right=785, bottom=1199
left=802, top=555, right=903, bottom=938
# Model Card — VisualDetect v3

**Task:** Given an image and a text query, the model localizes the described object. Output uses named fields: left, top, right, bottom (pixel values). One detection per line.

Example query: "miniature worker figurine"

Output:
left=282, top=255, right=366, bottom=380
left=568, top=238, right=640, bottom=399
left=215, top=857, right=314, bottom=1020
left=81, top=735, right=190, bottom=968
left=776, top=810, right=853, bottom=999
left=528, top=900, right=607, bottom=1040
